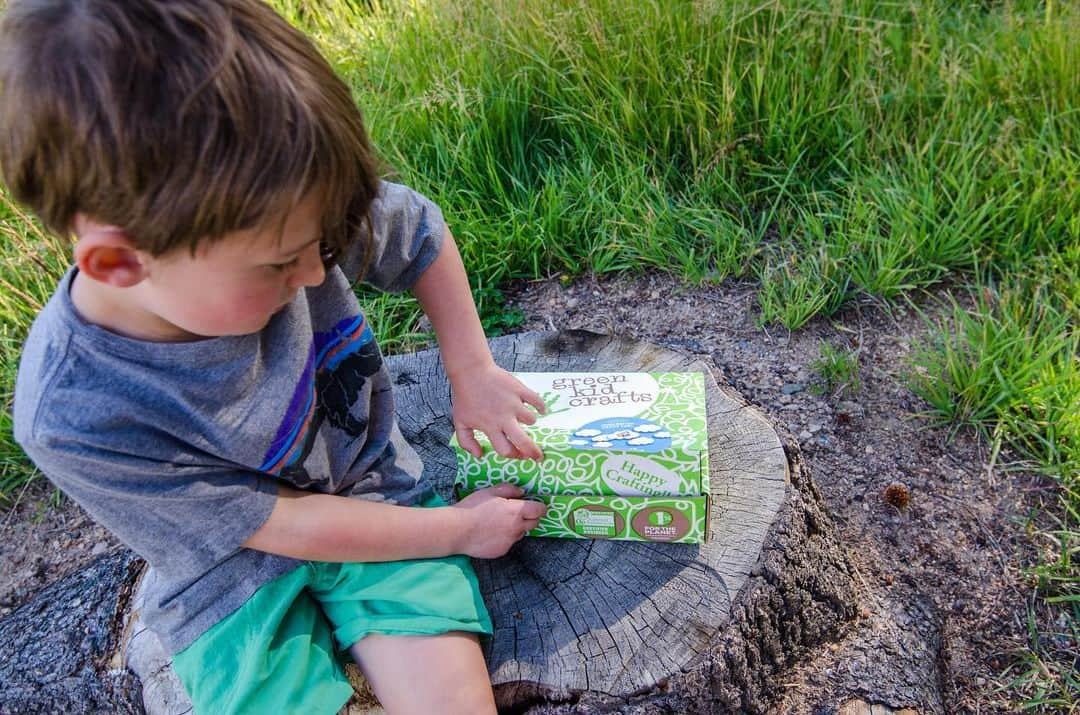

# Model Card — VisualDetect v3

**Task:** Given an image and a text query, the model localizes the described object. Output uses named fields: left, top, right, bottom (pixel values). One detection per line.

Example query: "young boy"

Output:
left=0, top=0, right=547, bottom=712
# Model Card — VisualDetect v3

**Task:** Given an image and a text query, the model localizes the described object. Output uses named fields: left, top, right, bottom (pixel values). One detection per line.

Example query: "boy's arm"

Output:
left=409, top=226, right=546, bottom=461
left=242, top=482, right=545, bottom=561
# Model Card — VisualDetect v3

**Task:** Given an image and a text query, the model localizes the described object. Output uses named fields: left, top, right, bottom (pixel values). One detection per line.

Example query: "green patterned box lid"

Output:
left=453, top=372, right=708, bottom=499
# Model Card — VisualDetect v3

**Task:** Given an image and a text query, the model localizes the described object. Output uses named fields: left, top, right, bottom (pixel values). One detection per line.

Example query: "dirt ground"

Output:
left=0, top=272, right=1072, bottom=713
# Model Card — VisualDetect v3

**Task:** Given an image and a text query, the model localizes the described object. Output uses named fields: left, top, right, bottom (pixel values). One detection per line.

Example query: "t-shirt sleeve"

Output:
left=19, top=428, right=279, bottom=579
left=341, top=180, right=446, bottom=292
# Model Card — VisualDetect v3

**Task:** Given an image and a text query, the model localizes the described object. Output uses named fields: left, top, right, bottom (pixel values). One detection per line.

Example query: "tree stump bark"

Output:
left=0, top=550, right=144, bottom=714
left=0, top=330, right=858, bottom=714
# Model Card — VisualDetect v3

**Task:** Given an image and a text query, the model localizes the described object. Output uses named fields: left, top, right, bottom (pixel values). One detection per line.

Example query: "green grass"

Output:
left=1, top=0, right=1077, bottom=706
left=0, top=199, right=69, bottom=503
left=812, top=340, right=861, bottom=399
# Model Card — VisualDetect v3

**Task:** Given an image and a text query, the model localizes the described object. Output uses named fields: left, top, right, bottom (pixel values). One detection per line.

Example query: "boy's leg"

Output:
left=172, top=564, right=355, bottom=715
left=319, top=494, right=495, bottom=713
left=348, top=631, right=496, bottom=714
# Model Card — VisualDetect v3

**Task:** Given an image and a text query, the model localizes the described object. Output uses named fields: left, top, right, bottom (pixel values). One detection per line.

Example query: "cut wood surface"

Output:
left=0, top=330, right=858, bottom=714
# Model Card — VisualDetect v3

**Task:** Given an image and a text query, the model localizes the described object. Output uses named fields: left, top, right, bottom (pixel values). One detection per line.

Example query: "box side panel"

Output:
left=454, top=445, right=702, bottom=497
left=700, top=441, right=710, bottom=495
left=539, top=495, right=706, bottom=543
left=469, top=494, right=708, bottom=543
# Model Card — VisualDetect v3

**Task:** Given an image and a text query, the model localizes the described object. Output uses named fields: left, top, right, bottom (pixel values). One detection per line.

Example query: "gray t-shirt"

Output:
left=13, top=181, right=446, bottom=654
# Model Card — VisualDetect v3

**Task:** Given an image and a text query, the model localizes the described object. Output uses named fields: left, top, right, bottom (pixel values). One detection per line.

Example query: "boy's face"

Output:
left=80, top=192, right=328, bottom=341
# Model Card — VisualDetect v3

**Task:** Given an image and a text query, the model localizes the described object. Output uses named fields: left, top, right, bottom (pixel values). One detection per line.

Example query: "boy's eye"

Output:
left=269, top=257, right=300, bottom=272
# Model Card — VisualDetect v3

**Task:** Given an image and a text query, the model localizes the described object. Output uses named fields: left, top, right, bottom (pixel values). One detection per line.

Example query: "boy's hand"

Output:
left=452, top=484, right=547, bottom=558
left=451, top=364, right=546, bottom=461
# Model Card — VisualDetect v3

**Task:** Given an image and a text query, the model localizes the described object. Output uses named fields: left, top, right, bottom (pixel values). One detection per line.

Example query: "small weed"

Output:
left=812, top=340, right=861, bottom=398
left=472, top=284, right=524, bottom=338
left=757, top=264, right=833, bottom=330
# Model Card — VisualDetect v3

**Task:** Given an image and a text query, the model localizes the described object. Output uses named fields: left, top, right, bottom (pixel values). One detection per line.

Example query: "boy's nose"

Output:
left=289, top=246, right=326, bottom=288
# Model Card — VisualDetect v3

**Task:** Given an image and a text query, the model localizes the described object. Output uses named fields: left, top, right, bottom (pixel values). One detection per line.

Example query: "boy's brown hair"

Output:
left=0, top=0, right=380, bottom=264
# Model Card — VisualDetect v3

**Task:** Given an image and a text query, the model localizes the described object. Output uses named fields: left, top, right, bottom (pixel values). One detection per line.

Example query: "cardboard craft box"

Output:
left=452, top=371, right=709, bottom=543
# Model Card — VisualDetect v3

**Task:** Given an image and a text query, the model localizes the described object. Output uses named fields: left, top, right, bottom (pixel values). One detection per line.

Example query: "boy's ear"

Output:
left=72, top=213, right=149, bottom=288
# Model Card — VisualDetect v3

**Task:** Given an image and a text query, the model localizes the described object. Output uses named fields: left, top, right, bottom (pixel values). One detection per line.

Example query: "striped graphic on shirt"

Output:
left=259, top=315, right=374, bottom=473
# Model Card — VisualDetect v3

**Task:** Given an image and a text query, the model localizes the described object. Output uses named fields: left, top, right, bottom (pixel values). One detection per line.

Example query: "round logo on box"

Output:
left=631, top=507, right=690, bottom=542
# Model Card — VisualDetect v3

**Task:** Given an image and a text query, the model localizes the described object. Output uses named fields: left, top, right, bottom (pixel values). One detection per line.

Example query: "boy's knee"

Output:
left=349, top=632, right=496, bottom=714
left=443, top=687, right=497, bottom=715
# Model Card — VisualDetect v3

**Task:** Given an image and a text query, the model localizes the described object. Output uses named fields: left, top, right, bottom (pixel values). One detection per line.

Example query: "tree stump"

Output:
left=392, top=330, right=858, bottom=713
left=0, top=330, right=858, bottom=714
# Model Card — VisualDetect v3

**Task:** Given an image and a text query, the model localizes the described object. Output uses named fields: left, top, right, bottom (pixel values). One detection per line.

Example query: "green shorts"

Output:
left=172, top=498, right=492, bottom=715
